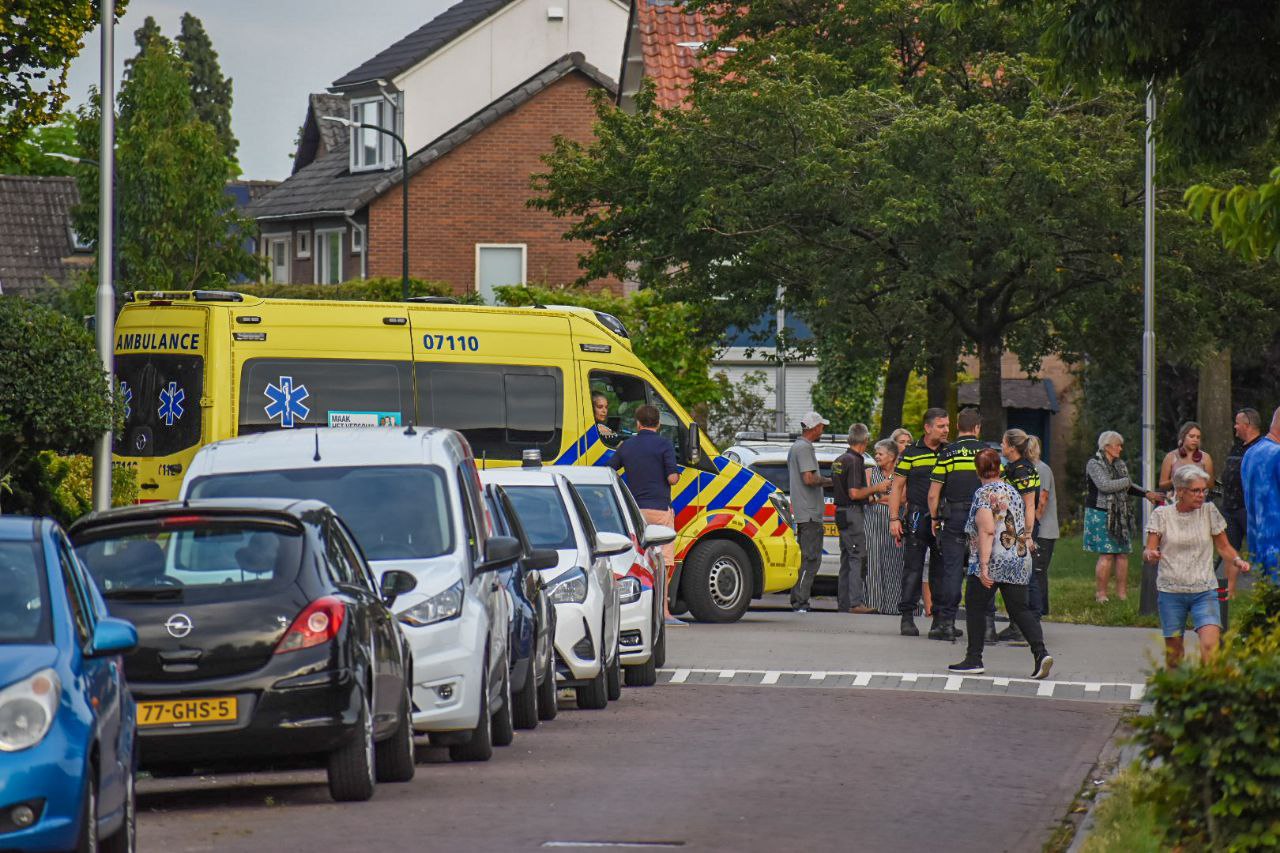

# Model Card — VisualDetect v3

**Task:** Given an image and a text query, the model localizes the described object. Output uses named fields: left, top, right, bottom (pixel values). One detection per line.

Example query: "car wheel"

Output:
left=374, top=680, right=416, bottom=783
left=682, top=540, right=753, bottom=623
left=606, top=644, right=622, bottom=701
left=575, top=644, right=609, bottom=710
left=512, top=656, right=539, bottom=730
left=537, top=645, right=559, bottom=721
left=449, top=665, right=493, bottom=762
left=653, top=619, right=667, bottom=669
left=101, top=760, right=135, bottom=853
left=327, top=688, right=376, bottom=802
left=75, top=773, right=98, bottom=853
left=625, top=653, right=658, bottom=687
left=491, top=664, right=515, bottom=747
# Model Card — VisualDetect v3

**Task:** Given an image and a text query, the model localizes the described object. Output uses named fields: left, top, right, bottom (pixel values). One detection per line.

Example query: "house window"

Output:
left=350, top=97, right=398, bottom=172
left=316, top=230, right=344, bottom=284
left=266, top=236, right=290, bottom=284
left=475, top=244, right=526, bottom=304
left=68, top=225, right=93, bottom=253
left=296, top=230, right=311, bottom=258
left=351, top=226, right=364, bottom=254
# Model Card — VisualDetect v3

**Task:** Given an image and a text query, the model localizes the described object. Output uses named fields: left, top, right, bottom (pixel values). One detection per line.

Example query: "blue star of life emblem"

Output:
left=120, top=381, right=133, bottom=420
left=264, top=376, right=310, bottom=428
left=157, top=382, right=185, bottom=426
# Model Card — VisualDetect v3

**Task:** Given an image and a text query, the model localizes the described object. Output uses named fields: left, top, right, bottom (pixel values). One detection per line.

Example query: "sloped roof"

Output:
left=621, top=0, right=722, bottom=110
left=250, top=53, right=616, bottom=222
left=0, top=175, right=86, bottom=296
left=332, top=0, right=519, bottom=89
left=292, top=93, right=349, bottom=174
left=959, top=378, right=1060, bottom=413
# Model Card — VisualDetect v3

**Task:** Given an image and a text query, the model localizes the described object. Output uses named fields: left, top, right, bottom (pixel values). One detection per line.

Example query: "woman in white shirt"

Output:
left=1143, top=464, right=1250, bottom=668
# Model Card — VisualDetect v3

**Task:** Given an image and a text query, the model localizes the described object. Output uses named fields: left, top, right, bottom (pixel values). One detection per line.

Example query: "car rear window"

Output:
left=0, top=540, right=52, bottom=644
left=74, top=519, right=303, bottom=602
left=503, top=486, right=576, bottom=551
left=573, top=484, right=628, bottom=537
left=186, top=465, right=453, bottom=561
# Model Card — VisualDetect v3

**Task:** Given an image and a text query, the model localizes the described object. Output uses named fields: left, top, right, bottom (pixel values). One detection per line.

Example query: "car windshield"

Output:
left=74, top=519, right=303, bottom=601
left=0, top=540, right=52, bottom=644
left=751, top=462, right=835, bottom=501
left=503, top=486, right=576, bottom=550
left=573, top=483, right=628, bottom=536
left=186, top=465, right=453, bottom=561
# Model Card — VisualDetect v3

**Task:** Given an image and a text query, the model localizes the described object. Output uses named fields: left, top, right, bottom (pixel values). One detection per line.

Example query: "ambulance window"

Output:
left=589, top=371, right=687, bottom=458
left=415, top=364, right=562, bottom=461
left=238, top=358, right=412, bottom=434
left=115, top=353, right=204, bottom=458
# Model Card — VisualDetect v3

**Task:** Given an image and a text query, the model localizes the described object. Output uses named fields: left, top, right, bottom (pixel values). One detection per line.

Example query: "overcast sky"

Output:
left=68, top=0, right=454, bottom=181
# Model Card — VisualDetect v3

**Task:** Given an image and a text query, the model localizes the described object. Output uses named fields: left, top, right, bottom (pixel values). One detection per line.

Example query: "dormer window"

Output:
left=350, top=97, right=398, bottom=172
left=68, top=225, right=93, bottom=253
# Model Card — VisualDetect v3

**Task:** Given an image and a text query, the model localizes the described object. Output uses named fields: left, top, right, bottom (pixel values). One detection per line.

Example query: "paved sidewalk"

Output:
left=669, top=593, right=1163, bottom=688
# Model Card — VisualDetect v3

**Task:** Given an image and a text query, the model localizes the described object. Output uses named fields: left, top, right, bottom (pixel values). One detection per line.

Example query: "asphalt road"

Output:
left=137, top=602, right=1147, bottom=852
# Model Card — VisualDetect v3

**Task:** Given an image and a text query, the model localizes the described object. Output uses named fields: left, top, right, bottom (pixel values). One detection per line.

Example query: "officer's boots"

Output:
left=900, top=613, right=920, bottom=637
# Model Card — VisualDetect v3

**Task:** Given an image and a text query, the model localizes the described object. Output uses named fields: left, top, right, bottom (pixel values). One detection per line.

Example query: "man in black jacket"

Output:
left=831, top=423, right=879, bottom=614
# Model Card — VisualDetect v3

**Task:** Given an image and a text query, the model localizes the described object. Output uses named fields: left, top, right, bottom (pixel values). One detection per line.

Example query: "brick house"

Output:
left=247, top=0, right=628, bottom=297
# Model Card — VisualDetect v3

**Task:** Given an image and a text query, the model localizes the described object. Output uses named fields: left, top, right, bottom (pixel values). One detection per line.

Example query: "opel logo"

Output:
left=164, top=613, right=193, bottom=639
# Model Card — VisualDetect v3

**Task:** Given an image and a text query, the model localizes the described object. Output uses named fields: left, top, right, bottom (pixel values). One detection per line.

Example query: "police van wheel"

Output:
left=682, top=541, right=752, bottom=623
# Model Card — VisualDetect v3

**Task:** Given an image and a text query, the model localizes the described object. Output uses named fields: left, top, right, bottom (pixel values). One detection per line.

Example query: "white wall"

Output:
left=396, top=0, right=628, bottom=152
left=716, top=347, right=819, bottom=433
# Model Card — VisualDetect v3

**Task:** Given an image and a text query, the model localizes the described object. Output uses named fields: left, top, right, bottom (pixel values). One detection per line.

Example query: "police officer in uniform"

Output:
left=889, top=408, right=951, bottom=636
left=926, top=408, right=983, bottom=641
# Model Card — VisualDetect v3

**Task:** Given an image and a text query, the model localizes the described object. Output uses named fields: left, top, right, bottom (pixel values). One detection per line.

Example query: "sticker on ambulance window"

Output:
left=327, top=411, right=401, bottom=427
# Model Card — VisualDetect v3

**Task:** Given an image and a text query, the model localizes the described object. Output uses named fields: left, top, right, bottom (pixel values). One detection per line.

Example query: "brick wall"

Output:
left=365, top=72, right=616, bottom=295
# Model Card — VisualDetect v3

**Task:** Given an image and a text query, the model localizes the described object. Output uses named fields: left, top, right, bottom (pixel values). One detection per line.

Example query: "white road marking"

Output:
left=853, top=672, right=872, bottom=687
left=719, top=670, right=736, bottom=679
left=944, top=676, right=963, bottom=691
left=668, top=669, right=690, bottom=684
left=1130, top=683, right=1147, bottom=702
left=900, top=673, right=919, bottom=683
left=993, top=678, right=1010, bottom=687
left=1084, top=683, right=1102, bottom=693
left=1037, top=681, right=1056, bottom=697
left=543, top=843, right=684, bottom=849
left=809, top=671, right=827, bottom=680
left=761, top=671, right=781, bottom=685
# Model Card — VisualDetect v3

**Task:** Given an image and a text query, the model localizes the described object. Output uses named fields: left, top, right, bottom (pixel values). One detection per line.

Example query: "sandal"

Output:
left=1095, top=594, right=1109, bottom=604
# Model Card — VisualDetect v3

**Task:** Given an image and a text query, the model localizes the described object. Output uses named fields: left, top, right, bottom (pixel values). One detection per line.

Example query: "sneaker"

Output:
left=1032, top=653, right=1054, bottom=680
left=792, top=606, right=810, bottom=614
left=948, top=658, right=985, bottom=674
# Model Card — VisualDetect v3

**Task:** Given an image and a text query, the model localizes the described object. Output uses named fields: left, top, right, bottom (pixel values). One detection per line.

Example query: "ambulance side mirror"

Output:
left=684, top=422, right=703, bottom=467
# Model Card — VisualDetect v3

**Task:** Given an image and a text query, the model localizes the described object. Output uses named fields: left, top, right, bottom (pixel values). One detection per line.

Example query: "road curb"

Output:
left=1062, top=702, right=1153, bottom=853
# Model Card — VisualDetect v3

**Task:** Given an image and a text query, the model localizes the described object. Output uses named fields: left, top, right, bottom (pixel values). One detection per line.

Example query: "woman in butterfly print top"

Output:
left=948, top=448, right=1054, bottom=678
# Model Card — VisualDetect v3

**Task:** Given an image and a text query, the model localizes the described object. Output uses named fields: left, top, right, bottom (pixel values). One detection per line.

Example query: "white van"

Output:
left=479, top=467, right=629, bottom=709
left=180, top=427, right=518, bottom=762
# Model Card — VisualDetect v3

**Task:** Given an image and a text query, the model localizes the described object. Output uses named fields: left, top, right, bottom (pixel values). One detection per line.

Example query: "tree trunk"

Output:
left=880, top=350, right=911, bottom=438
left=927, top=330, right=959, bottom=412
left=1197, top=348, right=1232, bottom=475
left=977, top=337, right=1006, bottom=441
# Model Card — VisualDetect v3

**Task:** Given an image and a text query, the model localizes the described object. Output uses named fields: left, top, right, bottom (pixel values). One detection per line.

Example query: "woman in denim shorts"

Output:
left=1143, top=464, right=1251, bottom=667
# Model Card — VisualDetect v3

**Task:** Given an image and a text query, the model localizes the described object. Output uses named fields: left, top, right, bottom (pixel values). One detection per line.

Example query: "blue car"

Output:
left=0, top=517, right=138, bottom=852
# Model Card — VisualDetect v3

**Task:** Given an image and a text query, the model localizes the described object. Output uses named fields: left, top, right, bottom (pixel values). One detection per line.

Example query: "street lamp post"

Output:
left=322, top=116, right=409, bottom=300
left=46, top=153, right=117, bottom=286
left=93, top=0, right=116, bottom=512
left=1139, top=81, right=1159, bottom=616
left=775, top=285, right=787, bottom=433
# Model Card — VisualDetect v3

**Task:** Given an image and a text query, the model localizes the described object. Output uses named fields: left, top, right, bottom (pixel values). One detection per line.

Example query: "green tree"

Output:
left=0, top=296, right=117, bottom=514
left=0, top=112, right=81, bottom=175
left=72, top=42, right=260, bottom=290
left=176, top=13, right=236, bottom=167
left=0, top=1, right=127, bottom=158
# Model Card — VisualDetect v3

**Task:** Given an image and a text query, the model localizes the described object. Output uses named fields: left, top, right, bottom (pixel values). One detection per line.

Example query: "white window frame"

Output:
left=315, top=229, right=345, bottom=284
left=349, top=97, right=398, bottom=173
left=264, top=234, right=291, bottom=284
left=296, top=229, right=311, bottom=258
left=475, top=244, right=527, bottom=301
left=351, top=226, right=364, bottom=254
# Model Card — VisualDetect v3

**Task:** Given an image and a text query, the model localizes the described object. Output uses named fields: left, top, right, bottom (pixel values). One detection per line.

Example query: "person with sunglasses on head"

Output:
left=1144, top=464, right=1249, bottom=667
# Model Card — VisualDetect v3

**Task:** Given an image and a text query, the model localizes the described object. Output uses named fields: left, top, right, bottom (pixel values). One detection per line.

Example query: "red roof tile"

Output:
left=636, top=0, right=723, bottom=109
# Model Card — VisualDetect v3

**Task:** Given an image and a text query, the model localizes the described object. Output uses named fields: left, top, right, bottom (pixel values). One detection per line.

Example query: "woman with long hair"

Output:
left=1159, top=421, right=1216, bottom=494
left=1025, top=435, right=1057, bottom=616
left=862, top=438, right=904, bottom=613
left=1085, top=431, right=1164, bottom=602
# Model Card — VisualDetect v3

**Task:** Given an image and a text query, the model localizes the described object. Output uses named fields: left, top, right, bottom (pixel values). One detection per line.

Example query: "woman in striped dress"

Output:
left=864, top=438, right=905, bottom=613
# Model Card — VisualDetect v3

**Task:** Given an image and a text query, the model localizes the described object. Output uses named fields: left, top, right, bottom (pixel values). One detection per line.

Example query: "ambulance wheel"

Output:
left=682, top=540, right=752, bottom=623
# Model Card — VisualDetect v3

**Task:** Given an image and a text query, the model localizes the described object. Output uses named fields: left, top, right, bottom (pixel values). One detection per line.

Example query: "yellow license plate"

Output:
left=823, top=523, right=838, bottom=538
left=138, top=696, right=238, bottom=727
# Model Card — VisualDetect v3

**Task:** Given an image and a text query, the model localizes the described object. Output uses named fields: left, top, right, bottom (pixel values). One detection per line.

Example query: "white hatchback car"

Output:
left=543, top=465, right=677, bottom=687
left=722, top=432, right=873, bottom=591
left=479, top=467, right=629, bottom=709
left=180, top=427, right=518, bottom=762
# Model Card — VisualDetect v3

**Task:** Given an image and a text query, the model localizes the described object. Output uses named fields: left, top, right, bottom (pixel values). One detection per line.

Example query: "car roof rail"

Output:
left=405, top=295, right=458, bottom=304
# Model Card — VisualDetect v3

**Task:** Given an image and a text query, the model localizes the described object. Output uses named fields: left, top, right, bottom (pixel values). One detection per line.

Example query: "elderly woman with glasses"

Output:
left=1144, top=464, right=1250, bottom=667
left=1085, top=431, right=1164, bottom=602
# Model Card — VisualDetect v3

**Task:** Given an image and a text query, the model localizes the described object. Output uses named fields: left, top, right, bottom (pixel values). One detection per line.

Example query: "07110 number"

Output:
left=422, top=333, right=480, bottom=352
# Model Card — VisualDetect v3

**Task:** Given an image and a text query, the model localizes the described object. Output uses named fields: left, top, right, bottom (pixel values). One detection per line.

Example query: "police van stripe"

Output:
left=744, top=482, right=775, bottom=516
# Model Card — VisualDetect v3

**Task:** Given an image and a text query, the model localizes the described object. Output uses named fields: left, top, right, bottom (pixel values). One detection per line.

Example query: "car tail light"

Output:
left=274, top=597, right=346, bottom=654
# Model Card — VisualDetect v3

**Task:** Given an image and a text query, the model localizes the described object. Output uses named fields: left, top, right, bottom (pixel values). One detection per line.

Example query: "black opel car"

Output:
left=68, top=499, right=418, bottom=802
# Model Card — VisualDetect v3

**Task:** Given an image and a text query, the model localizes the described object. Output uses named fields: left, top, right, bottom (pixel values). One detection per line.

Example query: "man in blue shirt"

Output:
left=611, top=404, right=682, bottom=622
left=1242, top=405, right=1280, bottom=580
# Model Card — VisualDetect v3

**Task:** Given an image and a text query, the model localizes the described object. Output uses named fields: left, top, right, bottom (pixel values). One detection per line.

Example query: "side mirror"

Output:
left=88, top=617, right=137, bottom=657
left=479, top=535, right=522, bottom=572
left=524, top=548, right=559, bottom=571
left=684, top=422, right=703, bottom=467
left=594, top=531, right=632, bottom=558
left=642, top=524, right=677, bottom=547
left=379, top=570, right=418, bottom=607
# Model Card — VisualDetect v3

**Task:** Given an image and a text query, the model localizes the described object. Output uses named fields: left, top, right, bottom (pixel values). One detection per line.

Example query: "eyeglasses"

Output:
left=1183, top=487, right=1209, bottom=495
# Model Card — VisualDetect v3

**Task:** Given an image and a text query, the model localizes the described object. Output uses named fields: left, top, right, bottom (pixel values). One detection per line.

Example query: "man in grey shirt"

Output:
left=788, top=411, right=832, bottom=612
left=1028, top=436, right=1058, bottom=616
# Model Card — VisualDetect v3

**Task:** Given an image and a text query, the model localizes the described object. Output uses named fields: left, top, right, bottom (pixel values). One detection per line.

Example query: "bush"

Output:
left=233, top=277, right=463, bottom=303
left=1134, top=578, right=1280, bottom=851
left=707, top=370, right=777, bottom=447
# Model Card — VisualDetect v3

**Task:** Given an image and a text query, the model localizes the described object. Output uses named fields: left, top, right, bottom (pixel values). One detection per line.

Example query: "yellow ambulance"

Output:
left=112, top=290, right=799, bottom=622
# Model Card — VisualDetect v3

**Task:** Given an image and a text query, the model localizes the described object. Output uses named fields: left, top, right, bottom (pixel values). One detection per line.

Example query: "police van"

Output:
left=112, top=290, right=798, bottom=623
